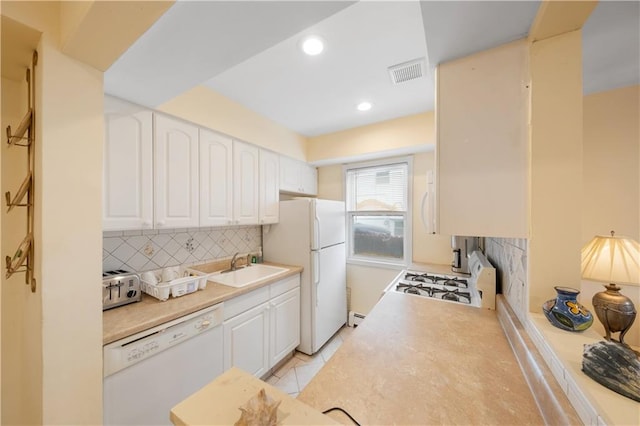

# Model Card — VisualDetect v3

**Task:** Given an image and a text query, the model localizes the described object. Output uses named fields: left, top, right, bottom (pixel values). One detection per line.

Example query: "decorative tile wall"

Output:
left=485, top=237, right=528, bottom=323
left=103, top=226, right=262, bottom=272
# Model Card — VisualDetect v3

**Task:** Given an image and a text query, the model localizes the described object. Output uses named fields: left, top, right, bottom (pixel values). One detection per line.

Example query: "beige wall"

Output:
left=158, top=85, right=308, bottom=159
left=581, top=85, right=639, bottom=243
left=2, top=2, right=104, bottom=424
left=2, top=75, right=42, bottom=425
left=317, top=164, right=343, bottom=201
left=314, top=117, right=451, bottom=315
left=580, top=85, right=640, bottom=347
left=0, top=11, right=2, bottom=419
left=528, top=29, right=584, bottom=312
left=308, top=111, right=435, bottom=163
left=38, top=36, right=104, bottom=424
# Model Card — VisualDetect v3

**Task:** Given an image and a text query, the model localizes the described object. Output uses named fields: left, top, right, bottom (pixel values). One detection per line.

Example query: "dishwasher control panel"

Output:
left=103, top=303, right=224, bottom=377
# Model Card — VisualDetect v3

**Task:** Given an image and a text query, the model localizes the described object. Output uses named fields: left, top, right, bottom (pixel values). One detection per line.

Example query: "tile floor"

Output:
left=266, top=325, right=354, bottom=398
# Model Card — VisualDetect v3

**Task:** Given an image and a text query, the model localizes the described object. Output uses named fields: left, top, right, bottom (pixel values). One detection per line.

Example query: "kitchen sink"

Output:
left=210, top=264, right=288, bottom=288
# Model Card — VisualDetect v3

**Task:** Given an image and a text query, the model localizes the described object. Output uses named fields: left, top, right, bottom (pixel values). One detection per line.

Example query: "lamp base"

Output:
left=592, top=283, right=637, bottom=345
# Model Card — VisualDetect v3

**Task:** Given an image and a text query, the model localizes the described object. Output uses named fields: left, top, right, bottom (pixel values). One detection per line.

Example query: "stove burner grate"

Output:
left=397, top=282, right=433, bottom=296
left=396, top=283, right=471, bottom=304
left=436, top=288, right=471, bottom=304
left=404, top=272, right=469, bottom=289
left=404, top=273, right=437, bottom=284
left=435, top=277, right=468, bottom=289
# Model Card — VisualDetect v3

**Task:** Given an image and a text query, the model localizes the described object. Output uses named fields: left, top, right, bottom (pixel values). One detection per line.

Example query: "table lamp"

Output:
left=581, top=231, right=640, bottom=345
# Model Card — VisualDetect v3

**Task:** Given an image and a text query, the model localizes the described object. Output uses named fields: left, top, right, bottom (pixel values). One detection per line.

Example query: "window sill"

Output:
left=347, top=258, right=406, bottom=270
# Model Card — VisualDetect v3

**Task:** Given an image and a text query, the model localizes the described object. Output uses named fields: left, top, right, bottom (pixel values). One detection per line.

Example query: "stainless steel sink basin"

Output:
left=211, top=264, right=288, bottom=288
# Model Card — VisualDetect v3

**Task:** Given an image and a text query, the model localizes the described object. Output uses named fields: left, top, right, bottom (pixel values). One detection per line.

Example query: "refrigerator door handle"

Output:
left=313, top=251, right=320, bottom=307
left=313, top=213, right=320, bottom=251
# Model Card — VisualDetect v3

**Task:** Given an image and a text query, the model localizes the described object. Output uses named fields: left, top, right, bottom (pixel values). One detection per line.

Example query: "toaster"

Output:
left=102, top=270, right=141, bottom=310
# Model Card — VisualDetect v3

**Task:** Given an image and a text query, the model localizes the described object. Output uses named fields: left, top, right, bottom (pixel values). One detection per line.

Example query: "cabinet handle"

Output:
left=143, top=221, right=151, bottom=228
left=157, top=221, right=165, bottom=227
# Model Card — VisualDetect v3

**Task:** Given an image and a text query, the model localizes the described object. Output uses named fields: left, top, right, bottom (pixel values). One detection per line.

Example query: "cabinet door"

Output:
left=154, top=114, right=199, bottom=229
left=279, top=155, right=299, bottom=193
left=200, top=129, right=233, bottom=227
left=279, top=156, right=317, bottom=196
left=103, top=106, right=153, bottom=231
left=259, top=149, right=279, bottom=224
left=223, top=302, right=270, bottom=378
left=300, top=163, right=318, bottom=196
left=436, top=40, right=528, bottom=238
left=233, top=141, right=259, bottom=225
left=269, top=287, right=300, bottom=368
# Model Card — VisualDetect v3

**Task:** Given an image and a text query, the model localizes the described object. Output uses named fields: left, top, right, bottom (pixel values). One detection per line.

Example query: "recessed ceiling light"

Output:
left=301, top=36, right=324, bottom=56
left=357, top=102, right=372, bottom=112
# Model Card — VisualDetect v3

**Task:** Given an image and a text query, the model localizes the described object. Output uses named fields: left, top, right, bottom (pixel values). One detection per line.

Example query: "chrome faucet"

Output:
left=230, top=252, right=240, bottom=271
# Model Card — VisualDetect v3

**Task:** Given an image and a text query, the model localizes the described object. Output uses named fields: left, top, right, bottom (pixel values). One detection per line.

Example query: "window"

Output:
left=345, top=158, right=411, bottom=266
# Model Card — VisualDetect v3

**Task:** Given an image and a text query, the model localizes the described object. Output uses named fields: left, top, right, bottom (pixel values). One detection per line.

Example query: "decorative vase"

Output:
left=542, top=286, right=594, bottom=331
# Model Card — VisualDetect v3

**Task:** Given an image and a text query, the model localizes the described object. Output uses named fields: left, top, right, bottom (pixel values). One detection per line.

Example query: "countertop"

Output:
left=170, top=367, right=337, bottom=425
left=298, top=291, right=545, bottom=425
left=103, top=262, right=302, bottom=345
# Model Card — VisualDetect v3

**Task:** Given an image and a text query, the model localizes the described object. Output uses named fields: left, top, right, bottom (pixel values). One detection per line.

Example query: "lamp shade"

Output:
left=581, top=233, right=640, bottom=286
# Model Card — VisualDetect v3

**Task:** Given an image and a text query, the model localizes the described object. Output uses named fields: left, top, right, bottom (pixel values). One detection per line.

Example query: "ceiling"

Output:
left=105, top=1, right=640, bottom=138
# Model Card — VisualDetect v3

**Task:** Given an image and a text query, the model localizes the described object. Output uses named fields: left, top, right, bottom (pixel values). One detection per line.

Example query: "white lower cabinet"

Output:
left=269, top=287, right=300, bottom=366
left=223, top=302, right=270, bottom=378
left=222, top=274, right=301, bottom=378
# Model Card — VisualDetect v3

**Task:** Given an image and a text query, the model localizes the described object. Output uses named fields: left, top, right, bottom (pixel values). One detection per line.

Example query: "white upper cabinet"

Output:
left=103, top=97, right=153, bottom=231
left=103, top=97, right=281, bottom=231
left=200, top=129, right=233, bottom=227
left=436, top=40, right=529, bottom=238
left=259, top=149, right=279, bottom=224
left=279, top=155, right=317, bottom=196
left=154, top=114, right=200, bottom=229
left=233, top=141, right=260, bottom=225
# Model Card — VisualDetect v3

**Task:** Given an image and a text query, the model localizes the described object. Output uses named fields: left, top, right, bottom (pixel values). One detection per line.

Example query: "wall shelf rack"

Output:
left=5, top=50, right=37, bottom=292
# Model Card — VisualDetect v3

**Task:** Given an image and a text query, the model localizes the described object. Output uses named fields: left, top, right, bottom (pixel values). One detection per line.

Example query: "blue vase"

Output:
left=542, top=286, right=594, bottom=332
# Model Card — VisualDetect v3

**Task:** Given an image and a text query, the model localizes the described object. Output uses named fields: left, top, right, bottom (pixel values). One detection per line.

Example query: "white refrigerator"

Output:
left=263, top=198, right=347, bottom=355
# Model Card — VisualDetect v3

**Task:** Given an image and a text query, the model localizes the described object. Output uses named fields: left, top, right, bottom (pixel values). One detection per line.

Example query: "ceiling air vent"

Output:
left=388, top=58, right=425, bottom=85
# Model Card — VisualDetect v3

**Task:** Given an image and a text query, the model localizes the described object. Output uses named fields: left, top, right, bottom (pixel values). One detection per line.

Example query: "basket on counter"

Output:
left=140, top=266, right=211, bottom=301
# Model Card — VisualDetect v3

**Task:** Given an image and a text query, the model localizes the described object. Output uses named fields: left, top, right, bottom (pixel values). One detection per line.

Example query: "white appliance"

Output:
left=385, top=251, right=497, bottom=310
left=103, top=303, right=224, bottom=425
left=420, top=170, right=436, bottom=234
left=263, top=198, right=347, bottom=355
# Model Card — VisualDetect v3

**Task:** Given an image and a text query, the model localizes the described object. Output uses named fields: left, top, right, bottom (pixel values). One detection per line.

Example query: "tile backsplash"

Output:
left=485, top=237, right=528, bottom=323
left=103, top=226, right=262, bottom=272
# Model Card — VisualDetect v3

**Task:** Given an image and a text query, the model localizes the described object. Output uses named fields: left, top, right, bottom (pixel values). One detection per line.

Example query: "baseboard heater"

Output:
left=348, top=311, right=365, bottom=327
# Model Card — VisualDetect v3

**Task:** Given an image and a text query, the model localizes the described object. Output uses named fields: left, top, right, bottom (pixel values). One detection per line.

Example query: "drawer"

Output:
left=223, top=286, right=270, bottom=320
left=270, top=274, right=300, bottom=299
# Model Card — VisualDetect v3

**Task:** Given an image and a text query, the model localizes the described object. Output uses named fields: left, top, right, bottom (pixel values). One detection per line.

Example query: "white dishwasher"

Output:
left=103, top=303, right=224, bottom=425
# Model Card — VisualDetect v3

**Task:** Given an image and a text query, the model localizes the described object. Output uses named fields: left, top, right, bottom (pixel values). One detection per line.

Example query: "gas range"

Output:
left=386, top=251, right=497, bottom=309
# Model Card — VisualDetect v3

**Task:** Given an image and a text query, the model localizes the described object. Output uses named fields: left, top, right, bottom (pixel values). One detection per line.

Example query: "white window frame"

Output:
left=343, top=156, right=413, bottom=268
